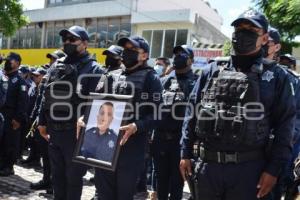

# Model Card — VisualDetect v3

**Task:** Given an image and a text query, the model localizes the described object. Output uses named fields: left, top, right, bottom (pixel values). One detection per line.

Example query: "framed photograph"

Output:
left=73, top=93, right=132, bottom=171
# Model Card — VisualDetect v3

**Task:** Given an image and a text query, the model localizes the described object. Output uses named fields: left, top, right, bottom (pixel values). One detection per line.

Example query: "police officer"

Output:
left=152, top=45, right=198, bottom=200
left=179, top=10, right=296, bottom=200
left=154, top=57, right=171, bottom=78
left=81, top=36, right=163, bottom=200
left=0, top=68, right=8, bottom=141
left=29, top=68, right=53, bottom=192
left=37, top=25, right=104, bottom=200
left=0, top=52, right=28, bottom=176
left=46, top=50, right=66, bottom=67
left=95, top=45, right=124, bottom=93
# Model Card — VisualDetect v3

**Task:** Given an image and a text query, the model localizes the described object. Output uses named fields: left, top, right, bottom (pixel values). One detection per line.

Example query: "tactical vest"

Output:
left=195, top=68, right=269, bottom=146
left=162, top=78, right=185, bottom=106
left=43, top=59, right=92, bottom=121
left=114, top=67, right=153, bottom=101
left=0, top=74, right=8, bottom=109
left=95, top=68, right=123, bottom=94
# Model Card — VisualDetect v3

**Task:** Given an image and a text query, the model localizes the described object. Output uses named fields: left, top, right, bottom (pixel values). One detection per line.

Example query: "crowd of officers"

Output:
left=0, top=9, right=300, bottom=200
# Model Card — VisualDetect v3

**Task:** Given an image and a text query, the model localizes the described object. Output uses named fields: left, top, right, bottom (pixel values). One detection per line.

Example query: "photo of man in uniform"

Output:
left=80, top=102, right=118, bottom=163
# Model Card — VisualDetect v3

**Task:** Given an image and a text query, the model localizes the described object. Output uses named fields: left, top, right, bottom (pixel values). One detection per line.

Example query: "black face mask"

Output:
left=173, top=53, right=189, bottom=70
left=122, top=49, right=139, bottom=68
left=63, top=43, right=78, bottom=56
left=105, top=56, right=120, bottom=68
left=262, top=44, right=269, bottom=58
left=4, top=61, right=13, bottom=72
left=232, top=29, right=259, bottom=55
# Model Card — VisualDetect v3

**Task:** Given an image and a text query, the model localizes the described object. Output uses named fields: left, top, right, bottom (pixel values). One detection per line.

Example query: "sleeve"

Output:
left=134, top=72, right=163, bottom=133
left=292, top=81, right=300, bottom=143
left=265, top=69, right=296, bottom=177
left=14, top=79, right=29, bottom=123
left=80, top=64, right=104, bottom=96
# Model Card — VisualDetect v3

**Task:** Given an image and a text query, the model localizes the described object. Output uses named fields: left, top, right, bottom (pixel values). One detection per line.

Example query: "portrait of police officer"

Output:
left=179, top=9, right=296, bottom=200
left=81, top=102, right=118, bottom=162
left=78, top=36, right=163, bottom=200
left=37, top=25, right=104, bottom=200
left=152, top=45, right=199, bottom=200
left=0, top=52, right=28, bottom=176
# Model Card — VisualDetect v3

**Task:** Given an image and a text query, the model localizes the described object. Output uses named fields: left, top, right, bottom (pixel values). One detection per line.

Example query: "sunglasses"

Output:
left=62, top=35, right=80, bottom=43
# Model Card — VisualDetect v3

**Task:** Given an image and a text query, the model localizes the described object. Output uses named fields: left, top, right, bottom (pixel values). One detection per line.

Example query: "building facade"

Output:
left=0, top=0, right=227, bottom=65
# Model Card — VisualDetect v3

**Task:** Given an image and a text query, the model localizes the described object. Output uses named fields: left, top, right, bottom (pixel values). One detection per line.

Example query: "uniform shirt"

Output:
left=181, top=57, right=296, bottom=177
left=0, top=70, right=28, bottom=123
left=0, top=70, right=7, bottom=108
left=81, top=127, right=118, bottom=162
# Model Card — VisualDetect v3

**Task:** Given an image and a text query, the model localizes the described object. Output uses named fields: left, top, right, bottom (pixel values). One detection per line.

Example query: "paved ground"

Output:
left=0, top=162, right=191, bottom=200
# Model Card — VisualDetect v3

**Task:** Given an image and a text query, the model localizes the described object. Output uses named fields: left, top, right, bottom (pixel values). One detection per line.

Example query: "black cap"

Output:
left=32, top=68, right=47, bottom=76
left=268, top=27, right=281, bottom=44
left=47, top=50, right=66, bottom=59
left=118, top=36, right=149, bottom=53
left=231, top=9, right=268, bottom=32
left=19, top=65, right=30, bottom=74
left=280, top=54, right=296, bottom=64
left=59, top=26, right=89, bottom=41
left=173, top=45, right=194, bottom=59
left=6, top=52, right=22, bottom=62
left=103, top=45, right=123, bottom=57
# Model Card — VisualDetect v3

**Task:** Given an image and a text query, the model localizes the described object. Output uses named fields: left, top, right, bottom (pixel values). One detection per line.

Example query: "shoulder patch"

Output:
left=262, top=70, right=274, bottom=82
left=12, top=77, right=18, bottom=84
left=21, top=85, right=27, bottom=91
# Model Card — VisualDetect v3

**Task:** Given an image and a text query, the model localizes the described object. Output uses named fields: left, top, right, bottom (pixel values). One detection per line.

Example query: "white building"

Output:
left=0, top=0, right=228, bottom=64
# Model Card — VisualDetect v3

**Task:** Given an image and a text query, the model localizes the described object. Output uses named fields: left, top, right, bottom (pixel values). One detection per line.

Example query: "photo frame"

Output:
left=73, top=93, right=132, bottom=171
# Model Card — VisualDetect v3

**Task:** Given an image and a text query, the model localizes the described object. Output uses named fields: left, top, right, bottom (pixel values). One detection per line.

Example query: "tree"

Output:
left=0, top=0, right=29, bottom=37
left=222, top=40, right=232, bottom=56
left=255, top=0, right=300, bottom=53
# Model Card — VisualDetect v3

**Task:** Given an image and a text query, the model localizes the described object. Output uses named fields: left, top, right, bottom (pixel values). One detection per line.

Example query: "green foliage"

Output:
left=255, top=0, right=300, bottom=53
left=0, top=0, right=29, bottom=37
left=222, top=40, right=232, bottom=56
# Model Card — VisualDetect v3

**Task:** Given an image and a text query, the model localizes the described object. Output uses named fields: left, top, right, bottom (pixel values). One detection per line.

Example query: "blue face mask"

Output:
left=154, top=64, right=164, bottom=76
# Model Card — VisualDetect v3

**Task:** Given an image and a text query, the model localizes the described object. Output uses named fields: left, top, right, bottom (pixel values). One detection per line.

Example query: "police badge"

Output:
left=261, top=70, right=274, bottom=82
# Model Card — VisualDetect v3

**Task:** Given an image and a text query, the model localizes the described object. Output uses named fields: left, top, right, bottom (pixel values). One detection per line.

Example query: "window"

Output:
left=143, top=29, right=188, bottom=58
left=151, top=30, right=163, bottom=58
left=26, top=25, right=35, bottom=48
left=87, top=18, right=98, bottom=48
left=107, top=18, right=120, bottom=47
left=163, top=30, right=176, bottom=58
left=98, top=18, right=108, bottom=48
left=120, top=17, right=131, bottom=39
left=0, top=33, right=8, bottom=49
left=11, top=31, right=20, bottom=49
left=35, top=23, right=42, bottom=48
left=46, top=22, right=54, bottom=48
left=176, top=29, right=188, bottom=46
left=54, top=21, right=64, bottom=48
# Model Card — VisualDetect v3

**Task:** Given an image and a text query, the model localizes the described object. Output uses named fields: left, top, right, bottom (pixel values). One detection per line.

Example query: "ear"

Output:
left=261, top=33, right=269, bottom=45
left=141, top=52, right=149, bottom=61
left=275, top=44, right=281, bottom=52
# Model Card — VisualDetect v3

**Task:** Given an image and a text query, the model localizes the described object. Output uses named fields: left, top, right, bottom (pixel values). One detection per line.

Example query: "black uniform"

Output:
left=0, top=70, right=28, bottom=172
left=95, top=64, right=163, bottom=200
left=153, top=70, right=198, bottom=200
left=0, top=71, right=7, bottom=140
left=81, top=127, right=118, bottom=162
left=38, top=52, right=103, bottom=200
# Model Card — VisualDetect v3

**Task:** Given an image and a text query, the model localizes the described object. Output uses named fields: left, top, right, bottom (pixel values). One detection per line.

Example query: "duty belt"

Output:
left=199, top=147, right=264, bottom=164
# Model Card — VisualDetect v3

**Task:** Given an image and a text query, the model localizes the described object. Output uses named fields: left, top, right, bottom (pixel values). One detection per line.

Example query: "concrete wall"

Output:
left=293, top=46, right=300, bottom=72
left=136, top=0, right=223, bottom=29
left=24, top=0, right=132, bottom=22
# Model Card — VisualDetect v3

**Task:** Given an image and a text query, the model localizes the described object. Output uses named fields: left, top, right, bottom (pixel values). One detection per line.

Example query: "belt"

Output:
left=199, top=147, right=264, bottom=164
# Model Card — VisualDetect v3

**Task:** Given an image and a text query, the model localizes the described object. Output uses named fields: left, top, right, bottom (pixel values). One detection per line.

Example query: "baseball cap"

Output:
left=280, top=54, right=296, bottom=64
left=268, top=27, right=281, bottom=44
left=6, top=52, right=22, bottom=62
left=173, top=45, right=194, bottom=59
left=118, top=36, right=149, bottom=53
left=59, top=26, right=89, bottom=41
left=231, top=9, right=269, bottom=32
left=46, top=50, right=66, bottom=59
left=32, top=68, right=47, bottom=76
left=103, top=45, right=123, bottom=57
left=19, top=65, right=30, bottom=74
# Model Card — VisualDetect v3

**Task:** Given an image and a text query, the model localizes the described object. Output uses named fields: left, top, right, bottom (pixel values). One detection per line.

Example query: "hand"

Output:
left=119, top=123, right=137, bottom=145
left=11, top=119, right=21, bottom=130
left=38, top=125, right=49, bottom=142
left=257, top=172, right=278, bottom=198
left=77, top=116, right=86, bottom=140
left=179, top=159, right=192, bottom=181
